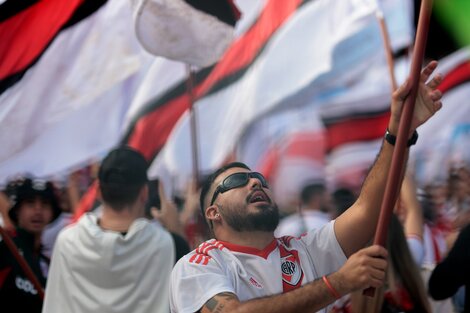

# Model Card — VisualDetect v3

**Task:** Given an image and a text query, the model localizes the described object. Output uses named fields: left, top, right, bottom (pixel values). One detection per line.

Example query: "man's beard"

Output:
left=219, top=202, right=280, bottom=232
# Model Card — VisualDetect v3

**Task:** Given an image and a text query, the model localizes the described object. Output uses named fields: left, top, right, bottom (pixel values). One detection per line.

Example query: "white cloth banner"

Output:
left=150, top=0, right=414, bottom=195
left=411, top=47, right=470, bottom=185
left=0, top=0, right=154, bottom=184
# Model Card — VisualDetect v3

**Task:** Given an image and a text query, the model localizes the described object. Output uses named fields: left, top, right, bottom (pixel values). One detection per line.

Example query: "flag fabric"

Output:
left=236, top=107, right=326, bottom=209
left=148, top=0, right=390, bottom=193
left=148, top=0, right=414, bottom=197
left=0, top=0, right=107, bottom=94
left=73, top=0, right=266, bottom=217
left=124, top=0, right=299, bottom=162
left=316, top=0, right=414, bottom=191
left=131, top=0, right=240, bottom=67
left=232, top=0, right=414, bottom=197
left=0, top=0, right=154, bottom=184
left=411, top=47, right=470, bottom=186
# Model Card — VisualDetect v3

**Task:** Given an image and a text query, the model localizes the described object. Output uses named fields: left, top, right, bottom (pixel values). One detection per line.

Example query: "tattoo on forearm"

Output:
left=205, top=293, right=236, bottom=313
left=205, top=298, right=219, bottom=311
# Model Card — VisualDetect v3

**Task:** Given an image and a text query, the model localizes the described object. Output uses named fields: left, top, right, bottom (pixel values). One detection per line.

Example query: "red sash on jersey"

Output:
left=279, top=244, right=304, bottom=292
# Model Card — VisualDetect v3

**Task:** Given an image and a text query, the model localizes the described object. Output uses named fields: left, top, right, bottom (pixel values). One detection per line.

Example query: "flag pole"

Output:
left=186, top=64, right=201, bottom=185
left=0, top=225, right=45, bottom=300
left=364, top=0, right=433, bottom=296
left=375, top=9, right=398, bottom=91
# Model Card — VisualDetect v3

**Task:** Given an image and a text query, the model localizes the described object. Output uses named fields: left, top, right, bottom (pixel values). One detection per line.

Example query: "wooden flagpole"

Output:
left=186, top=64, right=201, bottom=185
left=375, top=9, right=398, bottom=91
left=364, top=0, right=433, bottom=296
left=0, top=225, right=45, bottom=300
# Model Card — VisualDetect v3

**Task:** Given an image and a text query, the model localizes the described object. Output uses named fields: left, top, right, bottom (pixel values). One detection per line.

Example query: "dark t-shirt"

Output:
left=0, top=228, right=47, bottom=313
left=170, top=232, right=190, bottom=263
left=429, top=224, right=470, bottom=312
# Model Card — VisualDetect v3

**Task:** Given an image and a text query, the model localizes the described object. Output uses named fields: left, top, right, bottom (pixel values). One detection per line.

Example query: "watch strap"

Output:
left=384, top=129, right=418, bottom=147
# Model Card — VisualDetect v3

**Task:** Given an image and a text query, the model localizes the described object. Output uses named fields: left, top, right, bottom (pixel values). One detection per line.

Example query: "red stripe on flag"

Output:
left=437, top=61, right=470, bottom=94
left=127, top=95, right=191, bottom=160
left=126, top=0, right=303, bottom=160
left=284, top=132, right=325, bottom=160
left=325, top=112, right=390, bottom=152
left=0, top=0, right=84, bottom=80
left=196, top=0, right=302, bottom=97
left=72, top=180, right=98, bottom=223
left=259, top=146, right=280, bottom=182
left=75, top=0, right=305, bottom=219
left=0, top=0, right=83, bottom=79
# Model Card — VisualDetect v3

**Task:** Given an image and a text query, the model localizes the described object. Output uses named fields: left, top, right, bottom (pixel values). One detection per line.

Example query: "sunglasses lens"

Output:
left=223, top=173, right=249, bottom=191
left=218, top=172, right=269, bottom=196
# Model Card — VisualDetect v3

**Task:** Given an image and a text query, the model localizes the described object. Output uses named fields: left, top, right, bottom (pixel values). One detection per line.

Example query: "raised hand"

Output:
left=390, top=61, right=443, bottom=133
left=151, top=180, right=184, bottom=237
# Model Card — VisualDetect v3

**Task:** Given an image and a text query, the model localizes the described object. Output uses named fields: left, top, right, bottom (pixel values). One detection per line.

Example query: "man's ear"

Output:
left=206, top=205, right=220, bottom=223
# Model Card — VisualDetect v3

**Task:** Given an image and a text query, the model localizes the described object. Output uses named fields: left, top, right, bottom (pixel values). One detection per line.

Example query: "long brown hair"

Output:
left=350, top=214, right=431, bottom=313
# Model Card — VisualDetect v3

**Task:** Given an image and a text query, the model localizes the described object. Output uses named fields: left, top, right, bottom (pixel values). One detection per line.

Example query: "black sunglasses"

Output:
left=210, top=172, right=269, bottom=206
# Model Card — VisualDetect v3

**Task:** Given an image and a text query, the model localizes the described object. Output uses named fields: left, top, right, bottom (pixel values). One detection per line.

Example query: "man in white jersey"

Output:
left=275, top=183, right=332, bottom=237
left=43, top=146, right=174, bottom=313
left=170, top=62, right=444, bottom=313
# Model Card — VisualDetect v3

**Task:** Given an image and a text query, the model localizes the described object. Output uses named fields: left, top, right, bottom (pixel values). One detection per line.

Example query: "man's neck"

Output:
left=99, top=204, right=142, bottom=232
left=216, top=229, right=274, bottom=250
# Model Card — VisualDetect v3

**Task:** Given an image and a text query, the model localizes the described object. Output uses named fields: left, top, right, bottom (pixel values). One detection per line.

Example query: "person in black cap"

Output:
left=43, top=146, right=175, bottom=313
left=0, top=177, right=61, bottom=313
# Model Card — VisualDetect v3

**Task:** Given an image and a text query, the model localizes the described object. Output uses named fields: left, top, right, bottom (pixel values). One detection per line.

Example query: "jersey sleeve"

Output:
left=169, top=252, right=236, bottom=313
left=298, top=220, right=347, bottom=276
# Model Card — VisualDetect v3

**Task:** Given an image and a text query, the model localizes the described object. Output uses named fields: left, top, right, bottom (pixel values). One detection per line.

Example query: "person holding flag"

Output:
left=0, top=178, right=62, bottom=313
left=169, top=61, right=443, bottom=313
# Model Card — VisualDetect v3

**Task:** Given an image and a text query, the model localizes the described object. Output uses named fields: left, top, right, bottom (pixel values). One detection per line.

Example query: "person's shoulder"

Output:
left=174, top=239, right=225, bottom=268
left=146, top=220, right=173, bottom=241
left=54, top=220, right=81, bottom=245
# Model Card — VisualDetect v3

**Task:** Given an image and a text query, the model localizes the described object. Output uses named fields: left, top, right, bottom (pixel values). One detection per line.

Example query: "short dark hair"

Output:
left=100, top=185, right=143, bottom=211
left=199, top=162, right=250, bottom=220
left=98, top=146, right=148, bottom=211
left=300, top=183, right=325, bottom=205
left=332, top=187, right=356, bottom=215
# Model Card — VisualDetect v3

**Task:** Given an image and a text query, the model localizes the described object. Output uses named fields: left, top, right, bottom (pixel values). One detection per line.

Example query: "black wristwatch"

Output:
left=384, top=129, right=418, bottom=147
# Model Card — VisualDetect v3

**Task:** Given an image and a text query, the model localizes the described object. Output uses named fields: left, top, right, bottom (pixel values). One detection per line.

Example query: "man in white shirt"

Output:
left=43, top=146, right=174, bottom=313
left=275, top=183, right=332, bottom=237
left=170, top=62, right=444, bottom=313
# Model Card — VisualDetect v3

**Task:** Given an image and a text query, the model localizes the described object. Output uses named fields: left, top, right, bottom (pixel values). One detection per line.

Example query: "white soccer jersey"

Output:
left=170, top=221, right=346, bottom=313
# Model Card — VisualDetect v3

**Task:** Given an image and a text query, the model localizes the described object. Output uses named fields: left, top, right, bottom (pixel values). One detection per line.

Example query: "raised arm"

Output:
left=400, top=172, right=424, bottom=240
left=200, top=245, right=387, bottom=313
left=334, top=61, right=443, bottom=257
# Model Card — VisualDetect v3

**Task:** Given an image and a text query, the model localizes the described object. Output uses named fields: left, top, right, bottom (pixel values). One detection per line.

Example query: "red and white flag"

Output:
left=0, top=0, right=154, bottom=183
left=149, top=0, right=414, bottom=196
left=411, top=47, right=470, bottom=185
